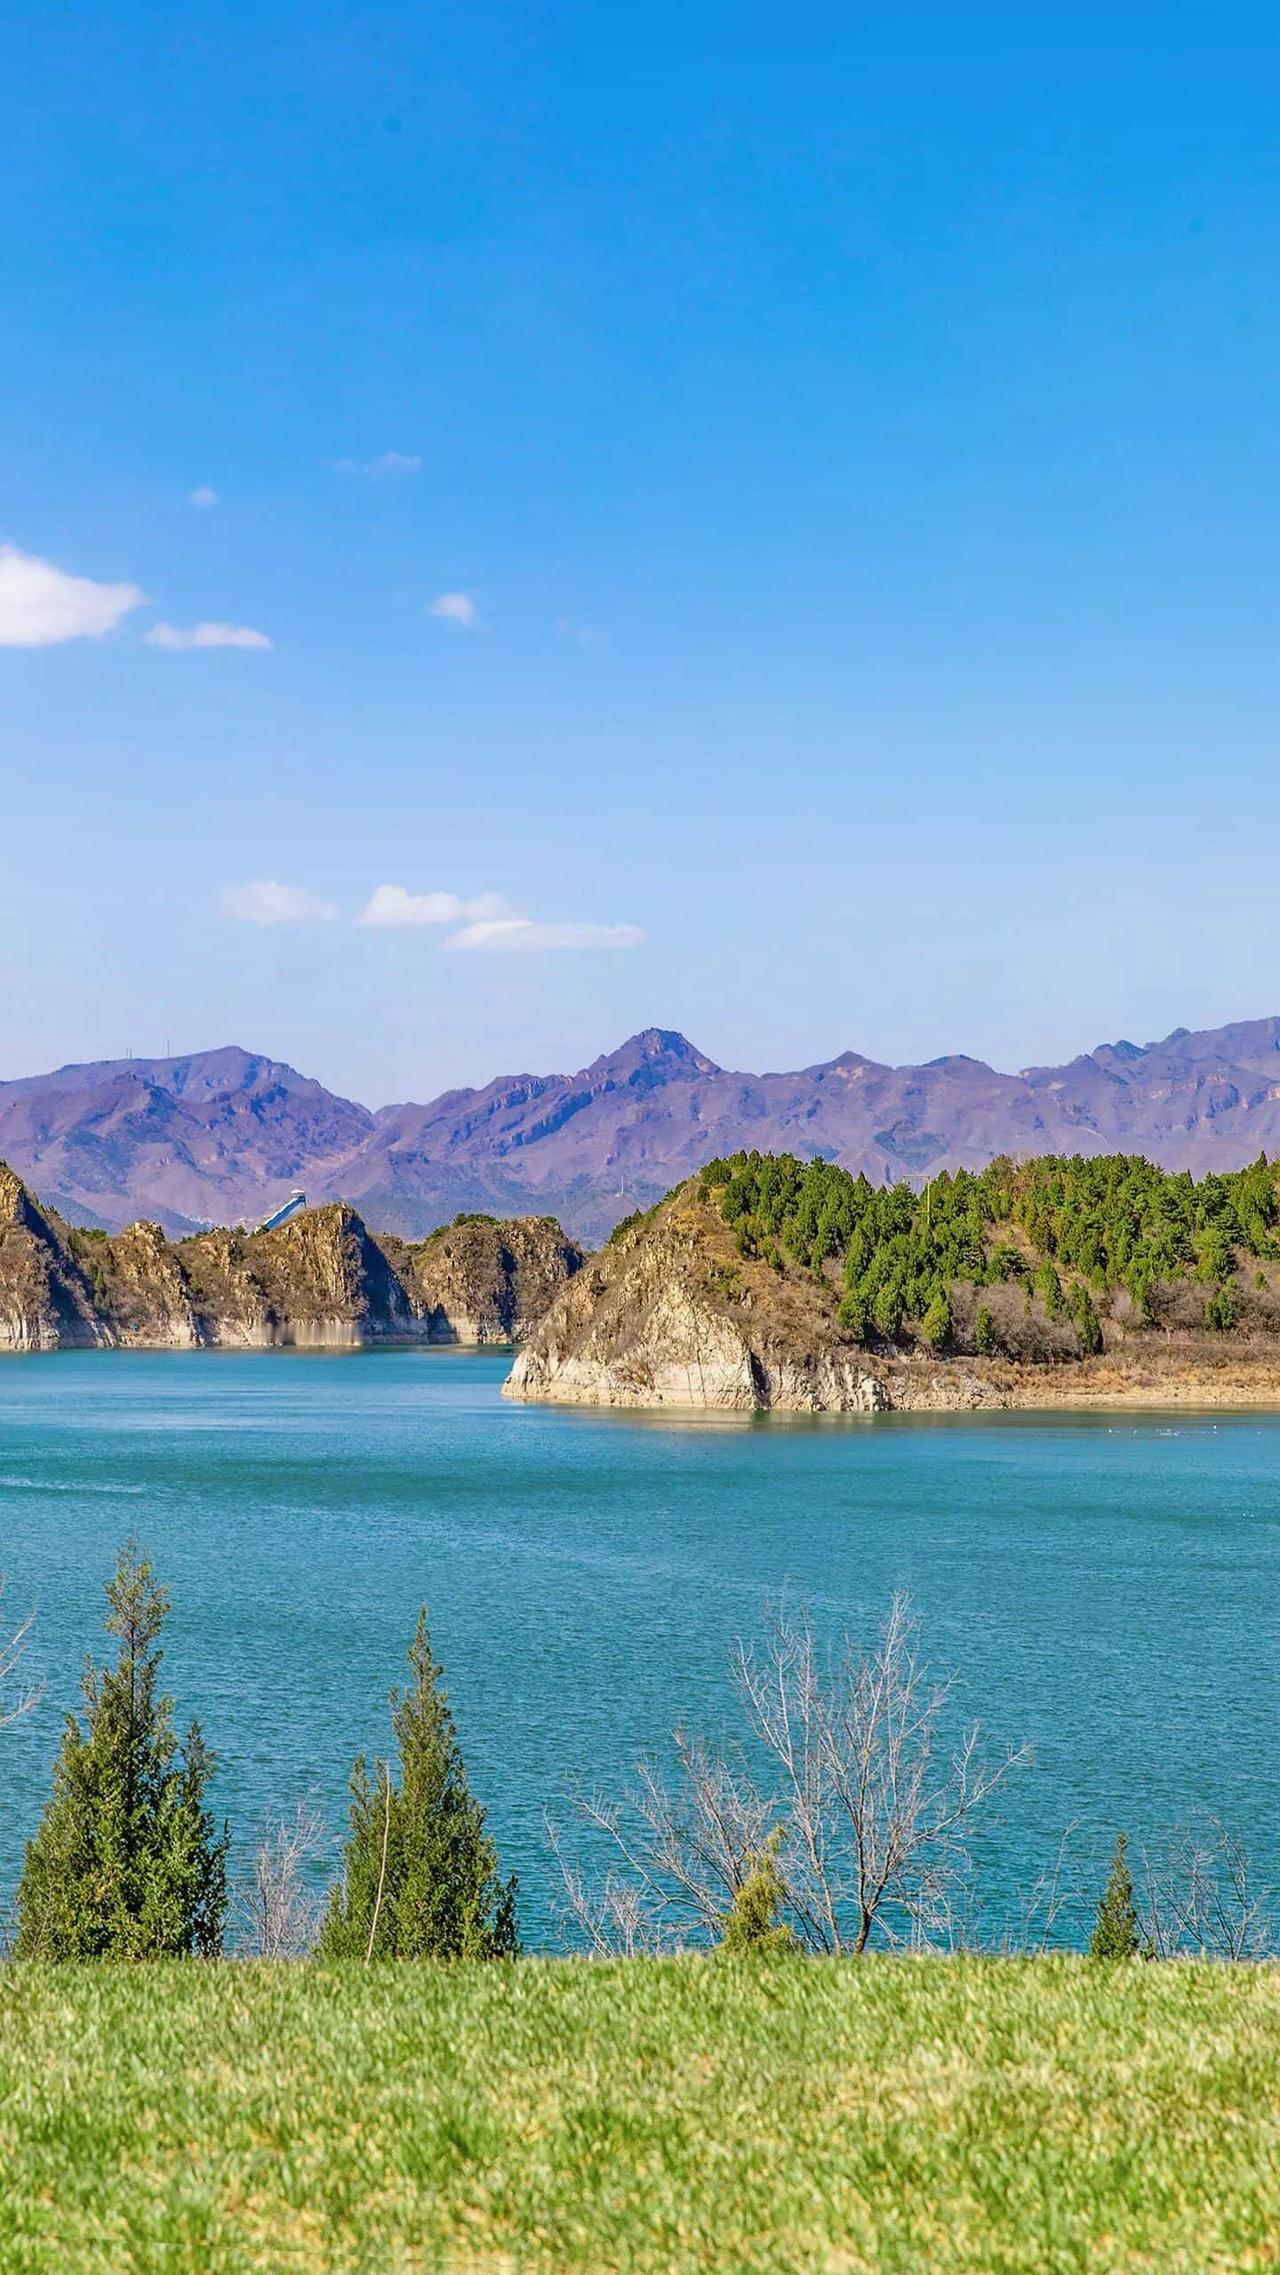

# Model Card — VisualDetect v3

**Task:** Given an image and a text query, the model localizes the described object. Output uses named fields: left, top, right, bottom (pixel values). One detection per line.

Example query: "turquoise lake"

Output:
left=1, top=1349, right=1276, bottom=1949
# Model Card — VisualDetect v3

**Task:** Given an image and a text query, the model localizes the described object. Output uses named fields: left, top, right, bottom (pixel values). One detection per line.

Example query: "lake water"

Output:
left=1, top=1350, right=1277, bottom=1950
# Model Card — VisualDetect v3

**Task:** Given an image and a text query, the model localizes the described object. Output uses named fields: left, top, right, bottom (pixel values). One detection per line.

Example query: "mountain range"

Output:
left=6, top=1016, right=1280, bottom=1243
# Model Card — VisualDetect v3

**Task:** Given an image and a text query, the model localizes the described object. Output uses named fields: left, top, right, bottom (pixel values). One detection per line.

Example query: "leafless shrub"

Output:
left=556, top=1593, right=1028, bottom=1957
left=551, top=1730, right=776, bottom=1955
left=992, top=1820, right=1087, bottom=1955
left=0, top=1580, right=41, bottom=1732
left=235, top=1800, right=332, bottom=1958
left=547, top=1819, right=669, bottom=1957
left=1141, top=1819, right=1274, bottom=1962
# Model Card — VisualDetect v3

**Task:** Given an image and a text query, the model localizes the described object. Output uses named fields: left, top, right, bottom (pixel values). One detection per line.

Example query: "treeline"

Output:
left=3, top=1549, right=1269, bottom=1966
left=699, top=1149, right=1280, bottom=1358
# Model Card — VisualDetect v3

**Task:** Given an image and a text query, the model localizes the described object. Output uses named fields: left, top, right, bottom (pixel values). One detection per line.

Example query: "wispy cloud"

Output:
left=145, top=620, right=273, bottom=650
left=429, top=591, right=477, bottom=629
left=220, top=880, right=336, bottom=925
left=446, top=918, right=645, bottom=953
left=188, top=486, right=218, bottom=510
left=556, top=617, right=602, bottom=647
left=358, top=885, right=506, bottom=929
left=336, top=452, right=423, bottom=477
left=356, top=885, right=640, bottom=949
left=0, top=543, right=144, bottom=647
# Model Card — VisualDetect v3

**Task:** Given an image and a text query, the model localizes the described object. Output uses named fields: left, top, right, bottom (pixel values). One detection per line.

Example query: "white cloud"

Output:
left=0, top=543, right=144, bottom=647
left=556, top=617, right=601, bottom=647
left=358, top=885, right=506, bottom=929
left=336, top=452, right=422, bottom=477
left=188, top=486, right=218, bottom=510
left=429, top=591, right=477, bottom=629
left=220, top=880, right=336, bottom=925
left=144, top=620, right=273, bottom=650
left=446, top=918, right=645, bottom=953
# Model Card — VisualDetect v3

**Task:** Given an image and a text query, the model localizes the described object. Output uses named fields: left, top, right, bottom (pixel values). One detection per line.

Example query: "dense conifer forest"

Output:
left=698, top=1150, right=1280, bottom=1360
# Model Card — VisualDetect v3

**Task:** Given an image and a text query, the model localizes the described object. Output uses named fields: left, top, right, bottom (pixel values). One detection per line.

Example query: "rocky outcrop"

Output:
left=0, top=1167, right=114, bottom=1350
left=0, top=1164, right=582, bottom=1351
left=175, top=1206, right=420, bottom=1348
left=506, top=1187, right=895, bottom=1412
left=391, top=1216, right=586, bottom=1344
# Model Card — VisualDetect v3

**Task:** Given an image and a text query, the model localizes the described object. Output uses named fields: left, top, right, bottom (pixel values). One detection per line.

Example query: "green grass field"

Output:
left=2, top=1955, right=1278, bottom=2274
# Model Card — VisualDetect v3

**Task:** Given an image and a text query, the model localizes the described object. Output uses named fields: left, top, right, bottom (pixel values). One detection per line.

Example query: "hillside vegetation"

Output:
left=703, top=1148, right=1280, bottom=1359
left=3, top=1956, right=1278, bottom=2275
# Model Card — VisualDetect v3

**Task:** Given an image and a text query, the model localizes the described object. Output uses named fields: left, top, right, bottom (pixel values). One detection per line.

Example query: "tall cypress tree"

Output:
left=1089, top=1832, right=1143, bottom=1960
left=320, top=1610, right=518, bottom=1959
left=16, top=1543, right=227, bottom=1958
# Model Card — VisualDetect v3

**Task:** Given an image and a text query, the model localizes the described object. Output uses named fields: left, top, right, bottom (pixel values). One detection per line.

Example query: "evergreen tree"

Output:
left=1070, top=1286, right=1104, bottom=1356
left=975, top=1303, right=996, bottom=1356
left=16, top=1543, right=227, bottom=1958
left=320, top=1610, right=518, bottom=1959
left=719, top=1832, right=796, bottom=1955
left=921, top=1290, right=951, bottom=1352
left=1089, top=1832, right=1143, bottom=1959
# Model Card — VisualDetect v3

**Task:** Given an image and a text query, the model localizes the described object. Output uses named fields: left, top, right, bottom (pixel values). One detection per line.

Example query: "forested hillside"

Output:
left=699, top=1150, right=1280, bottom=1360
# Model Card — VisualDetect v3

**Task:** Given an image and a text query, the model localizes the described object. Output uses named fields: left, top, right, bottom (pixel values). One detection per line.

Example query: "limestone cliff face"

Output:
left=176, top=1206, right=419, bottom=1348
left=392, top=1216, right=586, bottom=1344
left=505, top=1188, right=894, bottom=1413
left=0, top=1163, right=581, bottom=1351
left=0, top=1167, right=114, bottom=1350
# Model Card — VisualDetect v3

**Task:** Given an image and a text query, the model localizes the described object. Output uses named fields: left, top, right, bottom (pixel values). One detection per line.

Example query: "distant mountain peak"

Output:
left=589, top=1029, right=722, bottom=1079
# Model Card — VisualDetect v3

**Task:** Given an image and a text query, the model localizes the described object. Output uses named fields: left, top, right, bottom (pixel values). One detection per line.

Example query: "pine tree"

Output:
left=320, top=1610, right=518, bottom=1959
left=975, top=1303, right=996, bottom=1356
left=16, top=1542, right=227, bottom=1958
left=1070, top=1286, right=1104, bottom=1356
left=719, top=1830, right=796, bottom=1955
left=1089, top=1832, right=1143, bottom=1959
left=921, top=1290, right=951, bottom=1352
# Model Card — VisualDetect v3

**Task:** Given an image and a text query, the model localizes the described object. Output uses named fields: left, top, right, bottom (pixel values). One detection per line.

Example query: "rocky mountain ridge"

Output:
left=11, top=1015, right=1280, bottom=1242
left=0, top=1164, right=583, bottom=1352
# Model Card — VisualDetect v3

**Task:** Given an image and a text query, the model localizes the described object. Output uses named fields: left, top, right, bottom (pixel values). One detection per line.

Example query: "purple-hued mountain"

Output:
left=7, top=1018, right=1280, bottom=1244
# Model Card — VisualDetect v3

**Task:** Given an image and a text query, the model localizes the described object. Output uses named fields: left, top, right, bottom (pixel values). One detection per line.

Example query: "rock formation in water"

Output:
left=505, top=1183, right=899, bottom=1412
left=0, top=1164, right=583, bottom=1351
left=386, top=1215, right=586, bottom=1344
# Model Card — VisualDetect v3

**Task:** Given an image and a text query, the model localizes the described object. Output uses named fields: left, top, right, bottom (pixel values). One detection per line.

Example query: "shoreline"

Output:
left=507, top=1346, right=1280, bottom=1417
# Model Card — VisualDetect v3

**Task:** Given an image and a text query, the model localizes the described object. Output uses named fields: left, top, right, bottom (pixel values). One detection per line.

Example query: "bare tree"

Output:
left=235, top=1801, right=331, bottom=1958
left=0, top=1579, right=41, bottom=1732
left=552, top=1731, right=777, bottom=1954
left=556, top=1593, right=1027, bottom=1957
left=1141, top=1819, right=1274, bottom=1962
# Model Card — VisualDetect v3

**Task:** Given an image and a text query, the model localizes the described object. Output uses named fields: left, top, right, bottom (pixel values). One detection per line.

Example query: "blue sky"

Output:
left=4, top=3, right=1280, bottom=1104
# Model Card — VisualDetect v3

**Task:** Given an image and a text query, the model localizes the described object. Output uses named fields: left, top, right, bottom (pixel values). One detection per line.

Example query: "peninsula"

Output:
left=507, top=1149, right=1280, bottom=1412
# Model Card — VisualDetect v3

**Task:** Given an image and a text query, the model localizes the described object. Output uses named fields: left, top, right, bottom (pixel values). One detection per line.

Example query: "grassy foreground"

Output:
left=2, top=1957, right=1279, bottom=2274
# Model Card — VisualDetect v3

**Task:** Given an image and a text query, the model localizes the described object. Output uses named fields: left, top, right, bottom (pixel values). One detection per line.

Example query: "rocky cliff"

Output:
left=0, top=1166, right=582, bottom=1351
left=388, top=1216, right=586, bottom=1344
left=505, top=1185, right=897, bottom=1412
left=0, top=1166, right=111, bottom=1351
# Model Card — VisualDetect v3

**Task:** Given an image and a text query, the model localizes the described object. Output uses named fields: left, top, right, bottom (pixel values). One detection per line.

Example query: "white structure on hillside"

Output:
left=257, top=1189, right=307, bottom=1233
